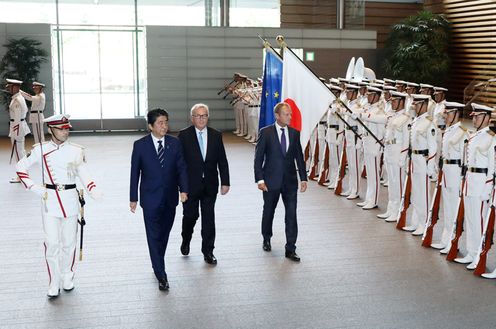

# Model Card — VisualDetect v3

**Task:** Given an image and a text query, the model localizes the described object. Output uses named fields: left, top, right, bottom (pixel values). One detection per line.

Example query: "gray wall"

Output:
left=146, top=26, right=377, bottom=132
left=0, top=23, right=53, bottom=136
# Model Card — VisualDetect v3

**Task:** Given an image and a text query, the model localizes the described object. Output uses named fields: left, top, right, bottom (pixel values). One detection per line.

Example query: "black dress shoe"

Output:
left=204, top=253, right=217, bottom=265
left=180, top=241, right=190, bottom=256
left=263, top=239, right=271, bottom=252
left=158, top=278, right=169, bottom=291
left=285, top=251, right=301, bottom=262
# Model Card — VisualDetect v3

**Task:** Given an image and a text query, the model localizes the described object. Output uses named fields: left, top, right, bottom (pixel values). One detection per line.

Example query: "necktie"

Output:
left=280, top=128, right=287, bottom=155
left=198, top=131, right=205, bottom=159
left=157, top=140, right=164, bottom=167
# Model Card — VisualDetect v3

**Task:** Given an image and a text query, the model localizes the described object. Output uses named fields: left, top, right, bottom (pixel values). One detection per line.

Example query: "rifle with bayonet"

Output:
left=396, top=124, right=412, bottom=230
left=446, top=139, right=469, bottom=261
left=422, top=156, right=444, bottom=247
left=474, top=180, right=496, bottom=276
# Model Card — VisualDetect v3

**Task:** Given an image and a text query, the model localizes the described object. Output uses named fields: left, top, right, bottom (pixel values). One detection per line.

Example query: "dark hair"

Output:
left=147, top=108, right=169, bottom=125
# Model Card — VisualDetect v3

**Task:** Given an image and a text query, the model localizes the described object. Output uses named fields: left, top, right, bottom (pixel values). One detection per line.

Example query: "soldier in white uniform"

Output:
left=6, top=78, right=30, bottom=183
left=340, top=84, right=363, bottom=199
left=395, top=80, right=407, bottom=93
left=375, top=91, right=411, bottom=221
left=21, top=81, right=46, bottom=144
left=429, top=102, right=468, bottom=252
left=356, top=86, right=386, bottom=209
left=325, top=85, right=344, bottom=189
left=454, top=103, right=495, bottom=269
left=404, top=82, right=419, bottom=116
left=403, top=94, right=437, bottom=235
left=16, top=114, right=101, bottom=298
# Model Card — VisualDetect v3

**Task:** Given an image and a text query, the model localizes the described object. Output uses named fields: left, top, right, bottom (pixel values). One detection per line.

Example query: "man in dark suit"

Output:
left=254, top=102, right=308, bottom=262
left=129, top=108, right=189, bottom=291
left=178, top=103, right=230, bottom=265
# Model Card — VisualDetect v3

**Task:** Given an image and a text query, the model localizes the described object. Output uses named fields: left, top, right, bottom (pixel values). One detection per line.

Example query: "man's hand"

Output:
left=220, top=185, right=230, bottom=195
left=180, top=192, right=188, bottom=203
left=257, top=182, right=268, bottom=192
left=130, top=201, right=137, bottom=213
left=300, top=181, right=308, bottom=193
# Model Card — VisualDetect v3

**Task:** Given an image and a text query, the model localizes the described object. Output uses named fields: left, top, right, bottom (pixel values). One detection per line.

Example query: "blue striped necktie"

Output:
left=157, top=140, right=164, bottom=167
left=198, top=131, right=205, bottom=159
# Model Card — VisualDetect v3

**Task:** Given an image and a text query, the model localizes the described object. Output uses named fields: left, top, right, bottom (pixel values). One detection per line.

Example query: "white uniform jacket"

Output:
left=16, top=141, right=97, bottom=218
left=9, top=92, right=30, bottom=138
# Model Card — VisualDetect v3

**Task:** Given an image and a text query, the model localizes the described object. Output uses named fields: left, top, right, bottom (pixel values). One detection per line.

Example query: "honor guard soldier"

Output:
left=404, top=82, right=419, bottom=115
left=6, top=78, right=30, bottom=183
left=21, top=81, right=46, bottom=144
left=454, top=103, right=495, bottom=269
left=371, top=91, right=409, bottom=221
left=341, top=84, right=363, bottom=199
left=356, top=86, right=386, bottom=209
left=395, top=80, right=407, bottom=93
left=16, top=114, right=101, bottom=298
left=403, top=94, right=437, bottom=235
left=429, top=102, right=468, bottom=252
left=324, top=85, right=345, bottom=189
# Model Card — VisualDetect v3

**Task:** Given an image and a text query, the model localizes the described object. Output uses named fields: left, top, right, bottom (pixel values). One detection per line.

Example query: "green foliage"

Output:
left=0, top=37, right=48, bottom=104
left=383, top=10, right=450, bottom=85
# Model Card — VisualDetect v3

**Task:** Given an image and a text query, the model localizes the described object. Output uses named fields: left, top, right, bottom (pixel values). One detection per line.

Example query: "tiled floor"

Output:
left=0, top=133, right=495, bottom=329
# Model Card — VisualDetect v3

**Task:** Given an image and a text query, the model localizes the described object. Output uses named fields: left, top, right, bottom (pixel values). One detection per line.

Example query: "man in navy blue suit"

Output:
left=129, top=108, right=188, bottom=291
left=254, top=102, right=308, bottom=262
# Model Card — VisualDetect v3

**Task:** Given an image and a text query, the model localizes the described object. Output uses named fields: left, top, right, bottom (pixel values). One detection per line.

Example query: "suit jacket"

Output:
left=254, top=124, right=307, bottom=191
left=178, top=125, right=230, bottom=196
left=130, top=134, right=188, bottom=209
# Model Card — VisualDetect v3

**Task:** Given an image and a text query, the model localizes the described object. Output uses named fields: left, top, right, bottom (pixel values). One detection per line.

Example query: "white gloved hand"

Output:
left=30, top=185, right=47, bottom=198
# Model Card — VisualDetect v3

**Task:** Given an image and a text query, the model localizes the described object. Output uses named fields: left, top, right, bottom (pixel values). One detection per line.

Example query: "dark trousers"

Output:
left=182, top=191, right=217, bottom=255
left=261, top=187, right=298, bottom=252
left=143, top=204, right=176, bottom=280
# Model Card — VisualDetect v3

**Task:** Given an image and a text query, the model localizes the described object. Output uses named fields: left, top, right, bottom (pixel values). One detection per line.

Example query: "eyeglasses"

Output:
left=192, top=114, right=209, bottom=119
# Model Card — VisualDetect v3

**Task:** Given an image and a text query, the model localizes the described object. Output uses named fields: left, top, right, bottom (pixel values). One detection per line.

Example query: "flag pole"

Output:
left=257, top=34, right=283, bottom=60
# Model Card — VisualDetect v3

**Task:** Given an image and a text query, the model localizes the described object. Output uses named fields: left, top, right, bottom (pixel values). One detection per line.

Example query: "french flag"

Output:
left=281, top=47, right=335, bottom=149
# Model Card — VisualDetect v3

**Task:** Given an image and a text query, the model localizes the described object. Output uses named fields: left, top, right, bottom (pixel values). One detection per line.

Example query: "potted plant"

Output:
left=0, top=37, right=48, bottom=105
left=382, top=10, right=450, bottom=85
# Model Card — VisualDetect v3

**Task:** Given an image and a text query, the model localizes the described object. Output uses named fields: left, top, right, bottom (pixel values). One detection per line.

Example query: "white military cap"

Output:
left=338, top=77, right=350, bottom=83
left=395, top=80, right=407, bottom=85
left=345, top=84, right=360, bottom=90
left=390, top=91, right=408, bottom=98
left=362, top=77, right=370, bottom=83
left=369, top=83, right=384, bottom=89
left=470, top=102, right=495, bottom=114
left=406, top=82, right=419, bottom=87
left=374, top=79, right=385, bottom=84
left=43, top=114, right=72, bottom=129
left=433, top=86, right=448, bottom=92
left=419, top=83, right=434, bottom=89
left=329, top=78, right=340, bottom=84
left=444, top=101, right=465, bottom=112
left=5, top=78, right=22, bottom=85
left=328, top=84, right=343, bottom=92
left=32, top=81, right=45, bottom=87
left=357, top=81, right=369, bottom=86
left=384, top=78, right=396, bottom=84
left=383, top=85, right=397, bottom=91
left=367, top=86, right=382, bottom=93
left=412, top=94, right=431, bottom=101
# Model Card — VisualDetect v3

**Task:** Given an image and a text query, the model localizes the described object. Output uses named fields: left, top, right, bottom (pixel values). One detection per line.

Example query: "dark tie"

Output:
left=280, top=128, right=287, bottom=155
left=157, top=140, right=164, bottom=167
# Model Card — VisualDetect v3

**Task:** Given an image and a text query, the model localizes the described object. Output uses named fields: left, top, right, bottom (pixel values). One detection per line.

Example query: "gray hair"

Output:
left=190, top=103, right=209, bottom=116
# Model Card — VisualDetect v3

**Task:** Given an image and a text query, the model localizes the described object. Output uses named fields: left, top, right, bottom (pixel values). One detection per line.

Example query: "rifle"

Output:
left=446, top=139, right=469, bottom=261
left=396, top=125, right=412, bottom=230
left=336, top=98, right=384, bottom=148
left=334, top=139, right=347, bottom=195
left=78, top=189, right=86, bottom=261
left=217, top=79, right=236, bottom=96
left=421, top=157, right=444, bottom=247
left=318, top=142, right=330, bottom=186
left=308, top=130, right=320, bottom=180
left=474, top=178, right=496, bottom=276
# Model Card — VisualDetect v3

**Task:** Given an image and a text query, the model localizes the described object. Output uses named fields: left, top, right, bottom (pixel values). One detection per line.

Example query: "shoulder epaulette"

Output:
left=487, top=130, right=495, bottom=137
left=459, top=126, right=468, bottom=132
left=426, top=115, right=433, bottom=121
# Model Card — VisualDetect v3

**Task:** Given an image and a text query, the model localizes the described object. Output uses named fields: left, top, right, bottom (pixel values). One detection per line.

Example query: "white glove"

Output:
left=30, top=185, right=47, bottom=198
left=89, top=190, right=103, bottom=201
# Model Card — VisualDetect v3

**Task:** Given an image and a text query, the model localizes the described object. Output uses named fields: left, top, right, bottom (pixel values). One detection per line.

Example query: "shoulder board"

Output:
left=459, top=126, right=468, bottom=132
left=426, top=115, right=433, bottom=121
left=68, top=142, right=85, bottom=149
left=487, top=130, right=495, bottom=137
left=32, top=141, right=49, bottom=148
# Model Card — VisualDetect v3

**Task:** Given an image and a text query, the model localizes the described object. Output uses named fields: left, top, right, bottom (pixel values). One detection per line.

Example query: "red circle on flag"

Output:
left=284, top=98, right=302, bottom=131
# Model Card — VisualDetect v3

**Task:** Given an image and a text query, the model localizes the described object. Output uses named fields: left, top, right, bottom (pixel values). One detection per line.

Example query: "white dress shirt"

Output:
left=151, top=134, right=165, bottom=154
left=275, top=121, right=289, bottom=152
